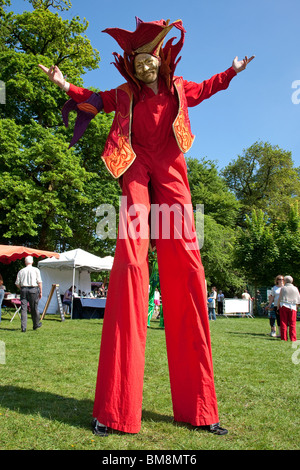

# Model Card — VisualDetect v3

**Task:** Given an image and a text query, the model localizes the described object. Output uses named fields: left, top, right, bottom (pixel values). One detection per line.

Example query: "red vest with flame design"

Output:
left=101, top=77, right=194, bottom=179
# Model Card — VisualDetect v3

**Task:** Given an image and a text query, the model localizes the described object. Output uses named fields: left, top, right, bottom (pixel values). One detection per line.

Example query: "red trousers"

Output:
left=280, top=306, right=297, bottom=341
left=93, top=143, right=219, bottom=433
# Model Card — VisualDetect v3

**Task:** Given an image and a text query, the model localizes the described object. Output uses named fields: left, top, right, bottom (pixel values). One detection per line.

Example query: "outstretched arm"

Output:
left=38, top=63, right=95, bottom=103
left=38, top=63, right=105, bottom=148
left=232, top=55, right=255, bottom=73
left=38, top=64, right=70, bottom=92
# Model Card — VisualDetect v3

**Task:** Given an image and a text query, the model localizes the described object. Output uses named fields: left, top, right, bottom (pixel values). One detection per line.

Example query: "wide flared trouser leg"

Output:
left=151, top=154, right=219, bottom=426
left=156, top=250, right=219, bottom=425
left=93, top=168, right=151, bottom=434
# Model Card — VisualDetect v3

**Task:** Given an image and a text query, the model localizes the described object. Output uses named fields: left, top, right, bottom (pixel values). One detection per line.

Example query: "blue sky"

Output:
left=12, top=0, right=300, bottom=170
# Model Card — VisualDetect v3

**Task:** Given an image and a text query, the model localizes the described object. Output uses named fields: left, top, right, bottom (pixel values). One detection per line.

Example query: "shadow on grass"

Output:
left=228, top=331, right=280, bottom=340
left=142, top=409, right=173, bottom=424
left=0, top=385, right=174, bottom=432
left=0, top=326, right=20, bottom=332
left=0, top=385, right=94, bottom=430
left=0, top=315, right=66, bottom=331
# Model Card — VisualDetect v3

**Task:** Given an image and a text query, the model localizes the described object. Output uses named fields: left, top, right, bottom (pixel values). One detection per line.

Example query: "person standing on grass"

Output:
left=267, top=275, right=284, bottom=338
left=39, top=17, right=254, bottom=437
left=15, top=256, right=43, bottom=332
left=63, top=286, right=76, bottom=314
left=217, top=290, right=224, bottom=316
left=278, top=276, right=300, bottom=342
left=208, top=287, right=217, bottom=320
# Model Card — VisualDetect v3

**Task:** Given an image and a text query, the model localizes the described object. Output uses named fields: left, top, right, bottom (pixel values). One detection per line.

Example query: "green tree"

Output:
left=186, top=157, right=243, bottom=293
left=187, top=157, right=240, bottom=228
left=28, top=0, right=72, bottom=10
left=200, top=214, right=245, bottom=294
left=0, top=0, right=119, bottom=252
left=222, top=141, right=300, bottom=224
left=272, top=202, right=300, bottom=285
left=234, top=209, right=279, bottom=288
left=0, top=1, right=99, bottom=126
left=0, top=118, right=90, bottom=248
left=57, top=109, right=119, bottom=256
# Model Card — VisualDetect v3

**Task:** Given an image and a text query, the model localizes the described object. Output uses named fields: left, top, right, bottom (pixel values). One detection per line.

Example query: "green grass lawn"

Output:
left=0, top=310, right=299, bottom=450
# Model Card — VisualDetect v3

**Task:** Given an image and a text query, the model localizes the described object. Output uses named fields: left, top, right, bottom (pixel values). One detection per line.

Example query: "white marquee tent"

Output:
left=38, top=249, right=114, bottom=315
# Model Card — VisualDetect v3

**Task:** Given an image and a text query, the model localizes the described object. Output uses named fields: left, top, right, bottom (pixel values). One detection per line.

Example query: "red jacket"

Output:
left=101, top=76, right=194, bottom=178
left=67, top=67, right=236, bottom=179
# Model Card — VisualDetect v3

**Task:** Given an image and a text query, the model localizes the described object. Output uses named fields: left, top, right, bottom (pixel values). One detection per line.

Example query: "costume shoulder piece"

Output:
left=62, top=92, right=103, bottom=148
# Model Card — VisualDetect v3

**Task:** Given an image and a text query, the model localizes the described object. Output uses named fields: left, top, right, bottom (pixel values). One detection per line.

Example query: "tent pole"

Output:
left=71, top=265, right=75, bottom=319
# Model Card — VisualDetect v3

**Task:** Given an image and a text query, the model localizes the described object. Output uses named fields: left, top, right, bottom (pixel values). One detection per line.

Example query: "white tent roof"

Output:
left=38, top=249, right=113, bottom=315
left=38, top=248, right=114, bottom=272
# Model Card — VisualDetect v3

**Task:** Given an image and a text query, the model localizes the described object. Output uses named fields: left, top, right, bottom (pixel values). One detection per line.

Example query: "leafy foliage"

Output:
left=187, top=157, right=240, bottom=228
left=234, top=209, right=279, bottom=287
left=272, top=202, right=300, bottom=285
left=222, top=141, right=300, bottom=224
left=0, top=0, right=119, bottom=255
left=186, top=157, right=243, bottom=292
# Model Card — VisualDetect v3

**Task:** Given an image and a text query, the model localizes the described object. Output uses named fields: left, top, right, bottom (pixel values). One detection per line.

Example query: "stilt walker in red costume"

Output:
left=39, top=17, right=254, bottom=436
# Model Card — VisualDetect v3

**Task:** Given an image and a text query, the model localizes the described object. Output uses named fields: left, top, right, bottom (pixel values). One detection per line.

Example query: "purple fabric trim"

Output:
left=62, top=92, right=103, bottom=148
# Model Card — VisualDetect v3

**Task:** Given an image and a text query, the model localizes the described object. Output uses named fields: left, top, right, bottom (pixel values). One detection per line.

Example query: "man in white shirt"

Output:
left=241, top=289, right=251, bottom=300
left=15, top=256, right=43, bottom=332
